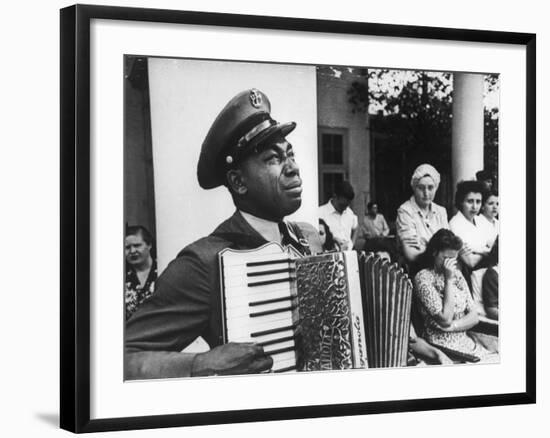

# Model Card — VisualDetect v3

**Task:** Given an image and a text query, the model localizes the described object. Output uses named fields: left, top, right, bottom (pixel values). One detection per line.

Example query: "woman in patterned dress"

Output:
left=414, top=229, right=490, bottom=360
left=125, top=225, right=157, bottom=320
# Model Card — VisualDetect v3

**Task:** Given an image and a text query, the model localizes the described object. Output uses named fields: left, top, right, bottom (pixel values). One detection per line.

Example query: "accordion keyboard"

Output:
left=220, top=245, right=298, bottom=373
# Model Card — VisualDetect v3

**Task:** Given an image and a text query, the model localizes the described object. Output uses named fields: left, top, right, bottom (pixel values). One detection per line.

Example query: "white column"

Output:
left=452, top=73, right=484, bottom=190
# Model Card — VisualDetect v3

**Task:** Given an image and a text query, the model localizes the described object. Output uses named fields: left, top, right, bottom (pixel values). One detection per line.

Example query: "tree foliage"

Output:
left=346, top=69, right=499, bottom=214
left=347, top=69, right=499, bottom=177
left=483, top=74, right=500, bottom=184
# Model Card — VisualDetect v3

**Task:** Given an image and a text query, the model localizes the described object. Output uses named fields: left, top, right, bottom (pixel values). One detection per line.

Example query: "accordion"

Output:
left=218, top=242, right=412, bottom=373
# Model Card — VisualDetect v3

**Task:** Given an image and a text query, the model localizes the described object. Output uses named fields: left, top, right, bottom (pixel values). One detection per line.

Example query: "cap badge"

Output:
left=249, top=89, right=262, bottom=108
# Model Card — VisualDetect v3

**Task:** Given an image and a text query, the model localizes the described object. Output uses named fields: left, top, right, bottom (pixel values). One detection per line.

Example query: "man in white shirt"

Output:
left=361, top=201, right=390, bottom=238
left=318, top=180, right=358, bottom=250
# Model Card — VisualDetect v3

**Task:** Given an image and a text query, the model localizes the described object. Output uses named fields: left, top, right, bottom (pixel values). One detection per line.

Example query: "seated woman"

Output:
left=396, top=164, right=449, bottom=276
left=125, top=225, right=158, bottom=320
left=318, top=218, right=339, bottom=252
left=449, top=180, right=494, bottom=314
left=361, top=236, right=452, bottom=366
left=478, top=189, right=499, bottom=249
left=414, top=229, right=493, bottom=361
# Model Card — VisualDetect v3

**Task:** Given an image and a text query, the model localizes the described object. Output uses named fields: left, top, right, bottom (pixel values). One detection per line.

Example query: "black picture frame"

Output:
left=60, top=4, right=536, bottom=433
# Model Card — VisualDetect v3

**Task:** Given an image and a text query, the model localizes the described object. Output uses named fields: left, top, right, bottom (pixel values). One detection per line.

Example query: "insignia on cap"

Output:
left=249, top=89, right=262, bottom=108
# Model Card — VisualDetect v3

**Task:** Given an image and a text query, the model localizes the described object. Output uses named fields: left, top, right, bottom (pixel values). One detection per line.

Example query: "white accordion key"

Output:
left=228, top=316, right=293, bottom=335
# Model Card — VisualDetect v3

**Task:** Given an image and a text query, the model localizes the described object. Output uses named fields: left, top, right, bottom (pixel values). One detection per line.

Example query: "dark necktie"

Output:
left=278, top=221, right=310, bottom=255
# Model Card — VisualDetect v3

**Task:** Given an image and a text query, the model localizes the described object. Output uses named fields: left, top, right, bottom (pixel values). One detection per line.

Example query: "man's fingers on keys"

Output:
left=238, top=342, right=267, bottom=358
left=250, top=355, right=273, bottom=373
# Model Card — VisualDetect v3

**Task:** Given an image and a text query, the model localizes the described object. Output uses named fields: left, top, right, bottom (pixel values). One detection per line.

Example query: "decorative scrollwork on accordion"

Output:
left=295, top=258, right=354, bottom=371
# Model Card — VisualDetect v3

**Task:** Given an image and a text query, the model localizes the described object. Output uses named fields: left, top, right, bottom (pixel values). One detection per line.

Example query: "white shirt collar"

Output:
left=457, top=209, right=478, bottom=227
left=239, top=210, right=281, bottom=244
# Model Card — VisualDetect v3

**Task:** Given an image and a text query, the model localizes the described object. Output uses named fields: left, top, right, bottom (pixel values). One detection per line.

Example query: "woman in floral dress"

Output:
left=414, top=229, right=490, bottom=360
left=125, top=225, right=157, bottom=320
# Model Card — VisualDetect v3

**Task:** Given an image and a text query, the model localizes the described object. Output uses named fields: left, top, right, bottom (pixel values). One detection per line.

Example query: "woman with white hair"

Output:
left=396, top=164, right=449, bottom=268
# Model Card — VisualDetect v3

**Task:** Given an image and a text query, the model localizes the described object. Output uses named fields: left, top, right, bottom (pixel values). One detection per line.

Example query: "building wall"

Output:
left=148, top=59, right=318, bottom=272
left=317, top=67, right=371, bottom=221
left=124, top=57, right=156, bottom=236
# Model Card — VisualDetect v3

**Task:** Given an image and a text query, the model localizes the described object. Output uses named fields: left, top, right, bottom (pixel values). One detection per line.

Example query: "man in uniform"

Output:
left=125, top=89, right=321, bottom=379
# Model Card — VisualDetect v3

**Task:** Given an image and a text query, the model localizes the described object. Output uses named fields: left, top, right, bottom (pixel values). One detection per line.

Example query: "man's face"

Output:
left=368, top=204, right=378, bottom=216
left=333, top=196, right=351, bottom=213
left=238, top=136, right=302, bottom=221
left=125, top=233, right=152, bottom=267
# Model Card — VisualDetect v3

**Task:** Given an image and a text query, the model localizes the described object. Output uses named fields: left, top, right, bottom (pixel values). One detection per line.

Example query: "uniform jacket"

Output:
left=125, top=210, right=321, bottom=353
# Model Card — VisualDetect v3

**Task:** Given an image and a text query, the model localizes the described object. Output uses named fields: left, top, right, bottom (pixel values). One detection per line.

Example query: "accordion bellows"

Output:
left=360, top=253, right=413, bottom=368
left=218, top=243, right=413, bottom=373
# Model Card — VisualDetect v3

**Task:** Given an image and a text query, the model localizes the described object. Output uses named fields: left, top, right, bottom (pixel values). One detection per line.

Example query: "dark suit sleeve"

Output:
left=482, top=267, right=499, bottom=309
left=125, top=249, right=212, bottom=353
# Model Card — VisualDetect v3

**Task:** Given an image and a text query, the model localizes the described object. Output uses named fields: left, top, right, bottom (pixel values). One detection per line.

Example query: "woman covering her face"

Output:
left=396, top=164, right=450, bottom=268
left=414, top=229, right=495, bottom=361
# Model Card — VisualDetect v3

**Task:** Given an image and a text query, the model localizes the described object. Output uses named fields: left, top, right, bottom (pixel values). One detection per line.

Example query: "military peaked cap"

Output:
left=197, top=88, right=296, bottom=189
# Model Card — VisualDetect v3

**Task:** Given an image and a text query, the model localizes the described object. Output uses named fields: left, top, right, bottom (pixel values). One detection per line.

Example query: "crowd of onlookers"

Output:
left=318, top=165, right=499, bottom=363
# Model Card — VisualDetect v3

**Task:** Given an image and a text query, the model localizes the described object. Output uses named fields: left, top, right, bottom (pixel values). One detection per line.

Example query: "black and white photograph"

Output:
left=3, top=0, right=548, bottom=433
left=51, top=2, right=539, bottom=435
left=123, top=56, right=501, bottom=379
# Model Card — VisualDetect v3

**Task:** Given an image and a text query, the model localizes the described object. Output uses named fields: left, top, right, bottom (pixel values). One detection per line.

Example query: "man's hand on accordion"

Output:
left=191, top=342, right=274, bottom=376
